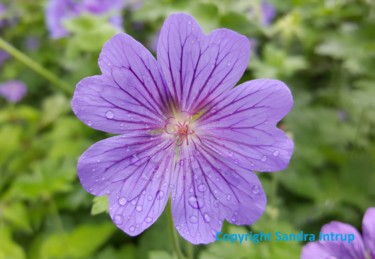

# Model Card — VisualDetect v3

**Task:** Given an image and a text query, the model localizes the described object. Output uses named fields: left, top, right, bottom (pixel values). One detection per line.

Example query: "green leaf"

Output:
left=37, top=223, right=115, bottom=259
left=91, top=196, right=109, bottom=215
left=0, top=228, right=26, bottom=259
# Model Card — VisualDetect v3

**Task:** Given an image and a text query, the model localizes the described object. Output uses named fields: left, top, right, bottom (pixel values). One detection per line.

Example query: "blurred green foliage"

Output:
left=1, top=0, right=375, bottom=258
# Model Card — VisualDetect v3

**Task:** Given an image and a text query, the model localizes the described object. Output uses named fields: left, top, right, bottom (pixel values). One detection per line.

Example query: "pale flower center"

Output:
left=164, top=112, right=196, bottom=146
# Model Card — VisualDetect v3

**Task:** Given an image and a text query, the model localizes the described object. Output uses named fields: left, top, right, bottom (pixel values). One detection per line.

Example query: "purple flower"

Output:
left=45, top=0, right=125, bottom=39
left=302, top=207, right=375, bottom=259
left=0, top=3, right=6, bottom=28
left=71, top=13, right=294, bottom=244
left=260, top=0, right=276, bottom=26
left=0, top=80, right=27, bottom=103
left=0, top=50, right=10, bottom=66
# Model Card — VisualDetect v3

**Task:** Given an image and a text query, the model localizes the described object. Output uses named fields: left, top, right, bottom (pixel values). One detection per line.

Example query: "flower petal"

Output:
left=157, top=13, right=250, bottom=113
left=77, top=134, right=175, bottom=236
left=363, top=207, right=375, bottom=258
left=197, top=79, right=293, bottom=172
left=171, top=143, right=266, bottom=244
left=301, top=221, right=366, bottom=259
left=72, top=33, right=173, bottom=134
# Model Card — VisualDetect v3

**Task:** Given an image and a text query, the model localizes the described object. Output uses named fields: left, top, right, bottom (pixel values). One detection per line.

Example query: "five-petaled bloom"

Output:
left=71, top=13, right=294, bottom=244
left=302, top=207, right=375, bottom=259
left=0, top=80, right=27, bottom=103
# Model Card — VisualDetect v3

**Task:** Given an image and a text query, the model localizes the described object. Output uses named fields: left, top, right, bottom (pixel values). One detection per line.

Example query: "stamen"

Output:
left=164, top=113, right=195, bottom=146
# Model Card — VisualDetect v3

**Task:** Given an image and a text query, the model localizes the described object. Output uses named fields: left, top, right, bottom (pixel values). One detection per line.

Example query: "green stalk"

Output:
left=0, top=37, right=72, bottom=95
left=167, top=200, right=186, bottom=259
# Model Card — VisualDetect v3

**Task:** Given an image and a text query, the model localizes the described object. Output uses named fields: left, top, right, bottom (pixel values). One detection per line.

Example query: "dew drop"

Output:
left=114, top=214, right=123, bottom=224
left=189, top=215, right=198, bottom=223
left=273, top=150, right=279, bottom=156
left=157, top=191, right=164, bottom=200
left=87, top=120, right=93, bottom=126
left=231, top=215, right=237, bottom=222
left=105, top=110, right=114, bottom=119
left=145, top=217, right=153, bottom=223
left=91, top=167, right=96, bottom=172
left=252, top=185, right=260, bottom=194
left=136, top=205, right=143, bottom=212
left=179, top=159, right=184, bottom=166
left=189, top=187, right=194, bottom=193
left=227, top=62, right=231, bottom=66
left=228, top=151, right=233, bottom=157
left=129, top=225, right=135, bottom=232
left=188, top=196, right=204, bottom=209
left=131, top=198, right=138, bottom=205
left=118, top=197, right=127, bottom=206
left=198, top=184, right=206, bottom=192
left=203, top=213, right=211, bottom=222
left=226, top=194, right=232, bottom=201
left=147, top=195, right=153, bottom=201
left=261, top=155, right=267, bottom=162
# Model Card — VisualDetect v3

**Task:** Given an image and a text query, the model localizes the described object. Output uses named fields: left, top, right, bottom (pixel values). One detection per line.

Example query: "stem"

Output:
left=167, top=200, right=185, bottom=259
left=270, top=173, right=279, bottom=207
left=0, top=37, right=72, bottom=95
left=187, top=241, right=194, bottom=259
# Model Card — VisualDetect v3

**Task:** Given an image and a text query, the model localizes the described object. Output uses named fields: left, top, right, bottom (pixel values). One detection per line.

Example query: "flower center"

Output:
left=164, top=112, right=195, bottom=146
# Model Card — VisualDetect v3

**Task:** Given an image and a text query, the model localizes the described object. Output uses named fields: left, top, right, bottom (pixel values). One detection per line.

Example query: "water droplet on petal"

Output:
left=226, top=194, right=232, bottom=201
left=157, top=191, right=164, bottom=200
left=145, top=217, right=153, bottom=223
left=87, top=121, right=93, bottom=126
left=114, top=214, right=123, bottom=224
left=228, top=151, right=233, bottom=157
left=105, top=110, right=114, bottom=119
left=147, top=195, right=153, bottom=201
left=198, top=184, right=206, bottom=192
left=231, top=215, right=237, bottom=222
left=179, top=159, right=184, bottom=166
left=129, top=225, right=135, bottom=232
left=189, top=215, right=198, bottom=223
left=118, top=197, right=127, bottom=206
left=136, top=205, right=143, bottom=212
left=203, top=213, right=211, bottom=222
left=189, top=187, right=194, bottom=193
left=252, top=185, right=260, bottom=194
left=261, top=155, right=267, bottom=162
left=273, top=150, right=279, bottom=156
left=131, top=198, right=138, bottom=205
left=188, top=196, right=204, bottom=209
